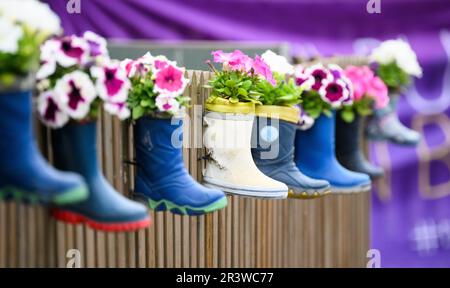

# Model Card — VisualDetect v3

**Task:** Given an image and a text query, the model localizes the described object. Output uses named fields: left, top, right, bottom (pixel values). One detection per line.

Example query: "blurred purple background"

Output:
left=46, top=0, right=450, bottom=267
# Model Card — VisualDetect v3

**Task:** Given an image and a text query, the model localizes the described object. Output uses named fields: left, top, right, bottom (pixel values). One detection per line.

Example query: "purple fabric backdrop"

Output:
left=46, top=0, right=450, bottom=267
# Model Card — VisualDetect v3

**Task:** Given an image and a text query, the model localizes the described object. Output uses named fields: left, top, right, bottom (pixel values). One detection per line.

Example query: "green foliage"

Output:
left=255, top=73, right=302, bottom=106
left=339, top=96, right=375, bottom=123
left=301, top=90, right=332, bottom=119
left=0, top=26, right=47, bottom=86
left=205, top=70, right=262, bottom=104
left=376, top=62, right=410, bottom=90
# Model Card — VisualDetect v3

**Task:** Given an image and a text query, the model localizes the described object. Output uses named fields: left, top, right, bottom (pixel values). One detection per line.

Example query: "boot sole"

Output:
left=143, top=196, right=228, bottom=216
left=0, top=186, right=88, bottom=205
left=288, top=188, right=332, bottom=199
left=203, top=179, right=288, bottom=199
left=51, top=209, right=151, bottom=232
left=331, top=183, right=372, bottom=194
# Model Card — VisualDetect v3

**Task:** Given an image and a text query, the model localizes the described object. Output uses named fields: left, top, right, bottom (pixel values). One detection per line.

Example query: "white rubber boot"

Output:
left=203, top=111, right=288, bottom=199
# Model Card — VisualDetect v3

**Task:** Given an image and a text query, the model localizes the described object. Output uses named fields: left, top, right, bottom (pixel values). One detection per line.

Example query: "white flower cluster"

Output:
left=0, top=0, right=61, bottom=54
left=261, top=50, right=295, bottom=75
left=369, top=39, right=423, bottom=78
left=37, top=32, right=131, bottom=128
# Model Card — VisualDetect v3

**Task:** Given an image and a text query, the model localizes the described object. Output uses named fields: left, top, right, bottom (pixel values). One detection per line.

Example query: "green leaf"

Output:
left=229, top=97, right=239, bottom=104
left=341, top=109, right=355, bottom=123
left=132, top=106, right=145, bottom=120
left=238, top=88, right=248, bottom=97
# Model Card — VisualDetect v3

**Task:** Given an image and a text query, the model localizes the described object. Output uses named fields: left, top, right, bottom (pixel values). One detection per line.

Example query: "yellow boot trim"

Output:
left=255, top=105, right=300, bottom=124
left=205, top=98, right=256, bottom=114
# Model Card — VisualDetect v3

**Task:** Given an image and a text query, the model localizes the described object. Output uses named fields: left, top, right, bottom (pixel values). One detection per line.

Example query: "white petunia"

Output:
left=261, top=50, right=295, bottom=75
left=55, top=71, right=97, bottom=120
left=37, top=90, right=69, bottom=128
left=36, top=39, right=60, bottom=79
left=90, top=61, right=131, bottom=103
left=155, top=93, right=180, bottom=114
left=0, top=0, right=61, bottom=36
left=55, top=36, right=89, bottom=67
left=0, top=17, right=23, bottom=54
left=103, top=101, right=130, bottom=120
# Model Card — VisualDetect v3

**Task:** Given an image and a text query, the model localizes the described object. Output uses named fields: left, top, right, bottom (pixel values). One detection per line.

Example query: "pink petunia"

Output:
left=253, top=55, right=276, bottom=86
left=211, top=50, right=253, bottom=72
left=367, top=76, right=389, bottom=109
left=154, top=65, right=188, bottom=96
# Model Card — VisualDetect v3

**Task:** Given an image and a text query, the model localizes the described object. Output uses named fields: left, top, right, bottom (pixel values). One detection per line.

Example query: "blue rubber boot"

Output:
left=294, top=112, right=371, bottom=193
left=51, top=121, right=151, bottom=232
left=134, top=117, right=227, bottom=215
left=366, top=94, right=420, bottom=146
left=252, top=117, right=331, bottom=199
left=0, top=90, right=88, bottom=205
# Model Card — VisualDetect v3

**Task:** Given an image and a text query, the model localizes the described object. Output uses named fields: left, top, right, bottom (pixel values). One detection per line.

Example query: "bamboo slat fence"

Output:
left=0, top=70, right=370, bottom=268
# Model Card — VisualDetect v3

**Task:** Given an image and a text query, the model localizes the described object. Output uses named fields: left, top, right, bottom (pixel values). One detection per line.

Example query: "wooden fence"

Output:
left=0, top=70, right=370, bottom=268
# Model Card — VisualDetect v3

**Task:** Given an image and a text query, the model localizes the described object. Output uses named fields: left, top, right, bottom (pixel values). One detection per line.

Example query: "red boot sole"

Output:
left=52, top=209, right=151, bottom=232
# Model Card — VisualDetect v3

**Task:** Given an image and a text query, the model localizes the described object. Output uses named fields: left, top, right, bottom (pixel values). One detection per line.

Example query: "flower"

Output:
left=104, top=101, right=130, bottom=120
left=298, top=108, right=315, bottom=131
left=367, top=76, right=389, bottom=109
left=0, top=17, right=23, bottom=54
left=305, top=64, right=333, bottom=91
left=319, top=79, right=349, bottom=108
left=55, top=71, right=97, bottom=119
left=211, top=50, right=253, bottom=72
left=0, top=0, right=61, bottom=36
left=155, top=94, right=180, bottom=114
left=83, top=31, right=108, bottom=58
left=327, top=64, right=345, bottom=80
left=261, top=50, right=294, bottom=75
left=294, top=66, right=315, bottom=90
left=153, top=64, right=188, bottom=95
left=344, top=65, right=389, bottom=109
left=37, top=90, right=69, bottom=128
left=54, top=36, right=89, bottom=67
left=36, top=39, right=60, bottom=80
left=253, top=55, right=276, bottom=86
left=91, top=61, right=130, bottom=103
left=344, top=65, right=373, bottom=101
left=369, top=39, right=422, bottom=77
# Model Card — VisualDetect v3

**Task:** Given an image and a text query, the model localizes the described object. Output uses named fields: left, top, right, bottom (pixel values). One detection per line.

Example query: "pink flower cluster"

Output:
left=344, top=65, right=389, bottom=109
left=36, top=32, right=131, bottom=128
left=295, top=63, right=353, bottom=108
left=121, top=53, right=189, bottom=114
left=211, top=50, right=276, bottom=86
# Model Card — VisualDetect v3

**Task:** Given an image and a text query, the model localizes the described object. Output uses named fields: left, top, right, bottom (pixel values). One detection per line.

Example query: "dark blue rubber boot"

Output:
left=336, top=113, right=384, bottom=179
left=134, top=117, right=227, bottom=215
left=51, top=121, right=151, bottom=232
left=294, top=112, right=371, bottom=194
left=0, top=90, right=88, bottom=205
left=252, top=117, right=331, bottom=199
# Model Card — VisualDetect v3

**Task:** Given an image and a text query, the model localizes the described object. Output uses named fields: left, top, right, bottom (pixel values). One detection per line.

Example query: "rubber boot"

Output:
left=366, top=93, right=420, bottom=145
left=0, top=90, right=87, bottom=204
left=203, top=111, right=288, bottom=199
left=252, top=116, right=331, bottom=199
left=134, top=117, right=227, bottom=215
left=336, top=113, right=384, bottom=179
left=295, top=112, right=371, bottom=193
left=51, top=121, right=151, bottom=232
